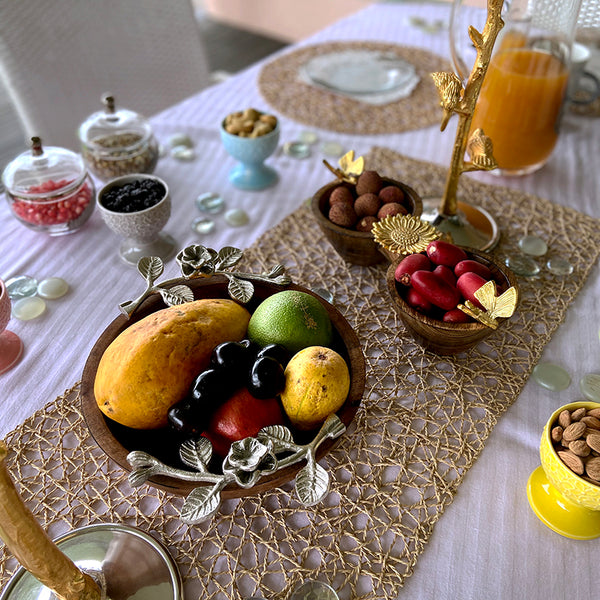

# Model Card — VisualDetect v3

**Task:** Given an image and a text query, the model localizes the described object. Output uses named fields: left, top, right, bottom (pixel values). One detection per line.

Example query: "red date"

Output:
left=432, top=264, right=456, bottom=288
left=410, top=270, right=461, bottom=311
left=443, top=308, right=472, bottom=323
left=406, top=287, right=433, bottom=313
left=395, top=253, right=432, bottom=282
left=454, top=259, right=492, bottom=280
left=427, top=240, right=468, bottom=268
left=456, top=272, right=488, bottom=310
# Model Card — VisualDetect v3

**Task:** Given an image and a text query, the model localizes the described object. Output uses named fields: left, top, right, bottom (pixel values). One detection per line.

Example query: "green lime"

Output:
left=248, top=290, right=333, bottom=355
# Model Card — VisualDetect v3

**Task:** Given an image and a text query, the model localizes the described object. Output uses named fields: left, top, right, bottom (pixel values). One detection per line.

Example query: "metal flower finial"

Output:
left=372, top=214, right=442, bottom=257
left=118, top=244, right=292, bottom=318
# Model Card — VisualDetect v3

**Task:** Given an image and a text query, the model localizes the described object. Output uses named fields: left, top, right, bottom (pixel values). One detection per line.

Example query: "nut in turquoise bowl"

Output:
left=220, top=111, right=280, bottom=190
left=527, top=401, right=600, bottom=539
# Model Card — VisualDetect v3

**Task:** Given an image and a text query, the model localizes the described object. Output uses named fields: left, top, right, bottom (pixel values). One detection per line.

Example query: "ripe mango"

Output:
left=94, top=299, right=250, bottom=429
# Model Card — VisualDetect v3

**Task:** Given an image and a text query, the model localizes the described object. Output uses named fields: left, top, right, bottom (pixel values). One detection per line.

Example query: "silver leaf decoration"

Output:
left=180, top=437, right=212, bottom=471
left=158, top=284, right=195, bottom=307
left=265, top=264, right=286, bottom=277
left=137, top=256, right=164, bottom=283
left=295, top=460, right=330, bottom=506
left=181, top=485, right=222, bottom=523
left=227, top=275, right=254, bottom=303
left=258, top=425, right=295, bottom=453
left=216, top=246, right=243, bottom=269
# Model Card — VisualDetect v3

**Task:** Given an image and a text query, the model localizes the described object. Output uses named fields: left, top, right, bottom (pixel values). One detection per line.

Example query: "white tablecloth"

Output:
left=1, top=3, right=599, bottom=599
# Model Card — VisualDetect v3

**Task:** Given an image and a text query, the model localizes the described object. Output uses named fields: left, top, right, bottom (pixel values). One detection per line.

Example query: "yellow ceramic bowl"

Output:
left=527, top=401, right=600, bottom=540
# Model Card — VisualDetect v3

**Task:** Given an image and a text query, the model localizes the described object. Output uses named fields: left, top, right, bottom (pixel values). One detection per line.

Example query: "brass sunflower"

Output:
left=372, top=214, right=441, bottom=256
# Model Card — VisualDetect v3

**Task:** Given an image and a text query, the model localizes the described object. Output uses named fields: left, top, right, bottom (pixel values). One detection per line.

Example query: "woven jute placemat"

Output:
left=2, top=149, right=600, bottom=600
left=258, top=41, right=450, bottom=134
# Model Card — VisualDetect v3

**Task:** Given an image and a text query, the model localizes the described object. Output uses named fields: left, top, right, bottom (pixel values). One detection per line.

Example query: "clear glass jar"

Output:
left=2, top=137, right=96, bottom=235
left=79, top=94, right=160, bottom=181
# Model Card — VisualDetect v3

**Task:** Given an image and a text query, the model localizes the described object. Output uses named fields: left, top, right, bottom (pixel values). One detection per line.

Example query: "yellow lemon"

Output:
left=280, top=346, right=350, bottom=431
left=247, top=290, right=333, bottom=355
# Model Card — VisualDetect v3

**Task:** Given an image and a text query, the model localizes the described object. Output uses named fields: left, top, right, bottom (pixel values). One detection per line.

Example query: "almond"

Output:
left=551, top=426, right=563, bottom=443
left=571, top=407, right=587, bottom=421
left=586, top=408, right=600, bottom=419
left=558, top=450, right=585, bottom=475
left=562, top=421, right=586, bottom=442
left=587, top=433, right=600, bottom=453
left=569, top=439, right=591, bottom=457
left=558, top=409, right=572, bottom=428
left=581, top=415, right=600, bottom=430
left=585, top=456, right=600, bottom=482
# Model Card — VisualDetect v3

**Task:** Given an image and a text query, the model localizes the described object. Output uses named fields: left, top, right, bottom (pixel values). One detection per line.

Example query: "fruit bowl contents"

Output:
left=80, top=277, right=365, bottom=500
left=527, top=401, right=600, bottom=540
left=311, top=169, right=422, bottom=266
left=387, top=240, right=519, bottom=354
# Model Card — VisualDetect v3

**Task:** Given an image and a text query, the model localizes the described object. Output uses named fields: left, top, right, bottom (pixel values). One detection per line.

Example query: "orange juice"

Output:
left=470, top=46, right=569, bottom=174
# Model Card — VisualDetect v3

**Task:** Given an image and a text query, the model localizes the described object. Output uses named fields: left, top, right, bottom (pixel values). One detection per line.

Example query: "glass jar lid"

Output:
left=78, top=94, right=154, bottom=152
left=1, top=137, right=87, bottom=198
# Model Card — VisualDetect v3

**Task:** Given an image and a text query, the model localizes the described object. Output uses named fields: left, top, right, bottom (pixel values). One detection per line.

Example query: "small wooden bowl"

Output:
left=311, top=178, right=422, bottom=266
left=80, top=276, right=365, bottom=498
left=386, top=249, right=519, bottom=355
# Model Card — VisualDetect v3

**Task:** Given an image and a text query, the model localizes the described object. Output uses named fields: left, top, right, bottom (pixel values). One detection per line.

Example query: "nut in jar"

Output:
left=79, top=94, right=160, bottom=181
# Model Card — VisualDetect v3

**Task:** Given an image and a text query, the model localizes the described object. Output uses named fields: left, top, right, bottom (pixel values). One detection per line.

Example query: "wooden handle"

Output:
left=0, top=442, right=101, bottom=600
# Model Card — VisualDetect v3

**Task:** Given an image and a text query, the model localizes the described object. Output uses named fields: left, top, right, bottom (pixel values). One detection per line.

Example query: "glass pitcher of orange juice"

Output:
left=451, top=0, right=582, bottom=176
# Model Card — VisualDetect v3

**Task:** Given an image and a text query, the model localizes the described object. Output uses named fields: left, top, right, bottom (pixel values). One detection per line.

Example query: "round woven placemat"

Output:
left=258, top=41, right=450, bottom=134
left=2, top=149, right=600, bottom=600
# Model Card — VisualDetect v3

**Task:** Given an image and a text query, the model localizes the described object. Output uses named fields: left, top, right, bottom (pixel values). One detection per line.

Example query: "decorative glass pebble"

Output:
left=580, top=373, right=600, bottom=402
left=321, top=141, right=344, bottom=157
left=12, top=296, right=46, bottom=321
left=195, top=192, right=225, bottom=214
left=37, top=277, right=69, bottom=299
left=299, top=130, right=318, bottom=144
left=312, top=287, right=334, bottom=303
left=168, top=133, right=193, bottom=148
left=505, top=254, right=540, bottom=277
left=283, top=141, right=311, bottom=159
left=191, top=217, right=215, bottom=235
left=170, top=145, right=196, bottom=161
left=5, top=275, right=38, bottom=300
left=546, top=257, right=573, bottom=276
left=518, top=235, right=548, bottom=256
left=532, top=362, right=571, bottom=392
left=224, top=208, right=249, bottom=227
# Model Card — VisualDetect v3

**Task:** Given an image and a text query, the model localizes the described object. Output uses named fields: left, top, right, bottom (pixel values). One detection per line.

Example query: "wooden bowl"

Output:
left=386, top=249, right=519, bottom=355
left=81, top=276, right=365, bottom=498
left=311, top=177, right=422, bottom=266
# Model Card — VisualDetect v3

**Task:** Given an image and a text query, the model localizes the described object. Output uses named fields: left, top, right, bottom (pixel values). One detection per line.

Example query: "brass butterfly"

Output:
left=458, top=280, right=517, bottom=329
left=322, top=150, right=365, bottom=184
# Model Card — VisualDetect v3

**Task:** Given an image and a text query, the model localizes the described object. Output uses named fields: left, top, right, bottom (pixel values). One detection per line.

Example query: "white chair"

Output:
left=0, top=0, right=212, bottom=150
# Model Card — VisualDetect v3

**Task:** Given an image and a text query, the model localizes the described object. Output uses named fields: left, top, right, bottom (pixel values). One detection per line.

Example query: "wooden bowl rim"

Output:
left=310, top=177, right=424, bottom=240
left=80, top=276, right=366, bottom=498
left=386, top=247, right=520, bottom=332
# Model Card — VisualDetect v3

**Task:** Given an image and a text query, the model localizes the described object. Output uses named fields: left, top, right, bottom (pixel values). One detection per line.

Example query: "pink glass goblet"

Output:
left=0, top=279, right=23, bottom=374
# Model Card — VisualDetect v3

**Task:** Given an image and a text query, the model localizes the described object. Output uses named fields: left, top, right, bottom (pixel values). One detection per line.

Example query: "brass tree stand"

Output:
left=0, top=441, right=182, bottom=600
left=422, top=0, right=504, bottom=250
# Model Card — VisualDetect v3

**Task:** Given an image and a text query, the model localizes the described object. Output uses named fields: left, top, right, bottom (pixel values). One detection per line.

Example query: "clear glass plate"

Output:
left=303, top=50, right=417, bottom=95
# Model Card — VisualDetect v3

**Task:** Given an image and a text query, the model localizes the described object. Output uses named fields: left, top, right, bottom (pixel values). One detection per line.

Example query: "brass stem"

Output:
left=439, top=0, right=505, bottom=216
left=0, top=442, right=101, bottom=600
